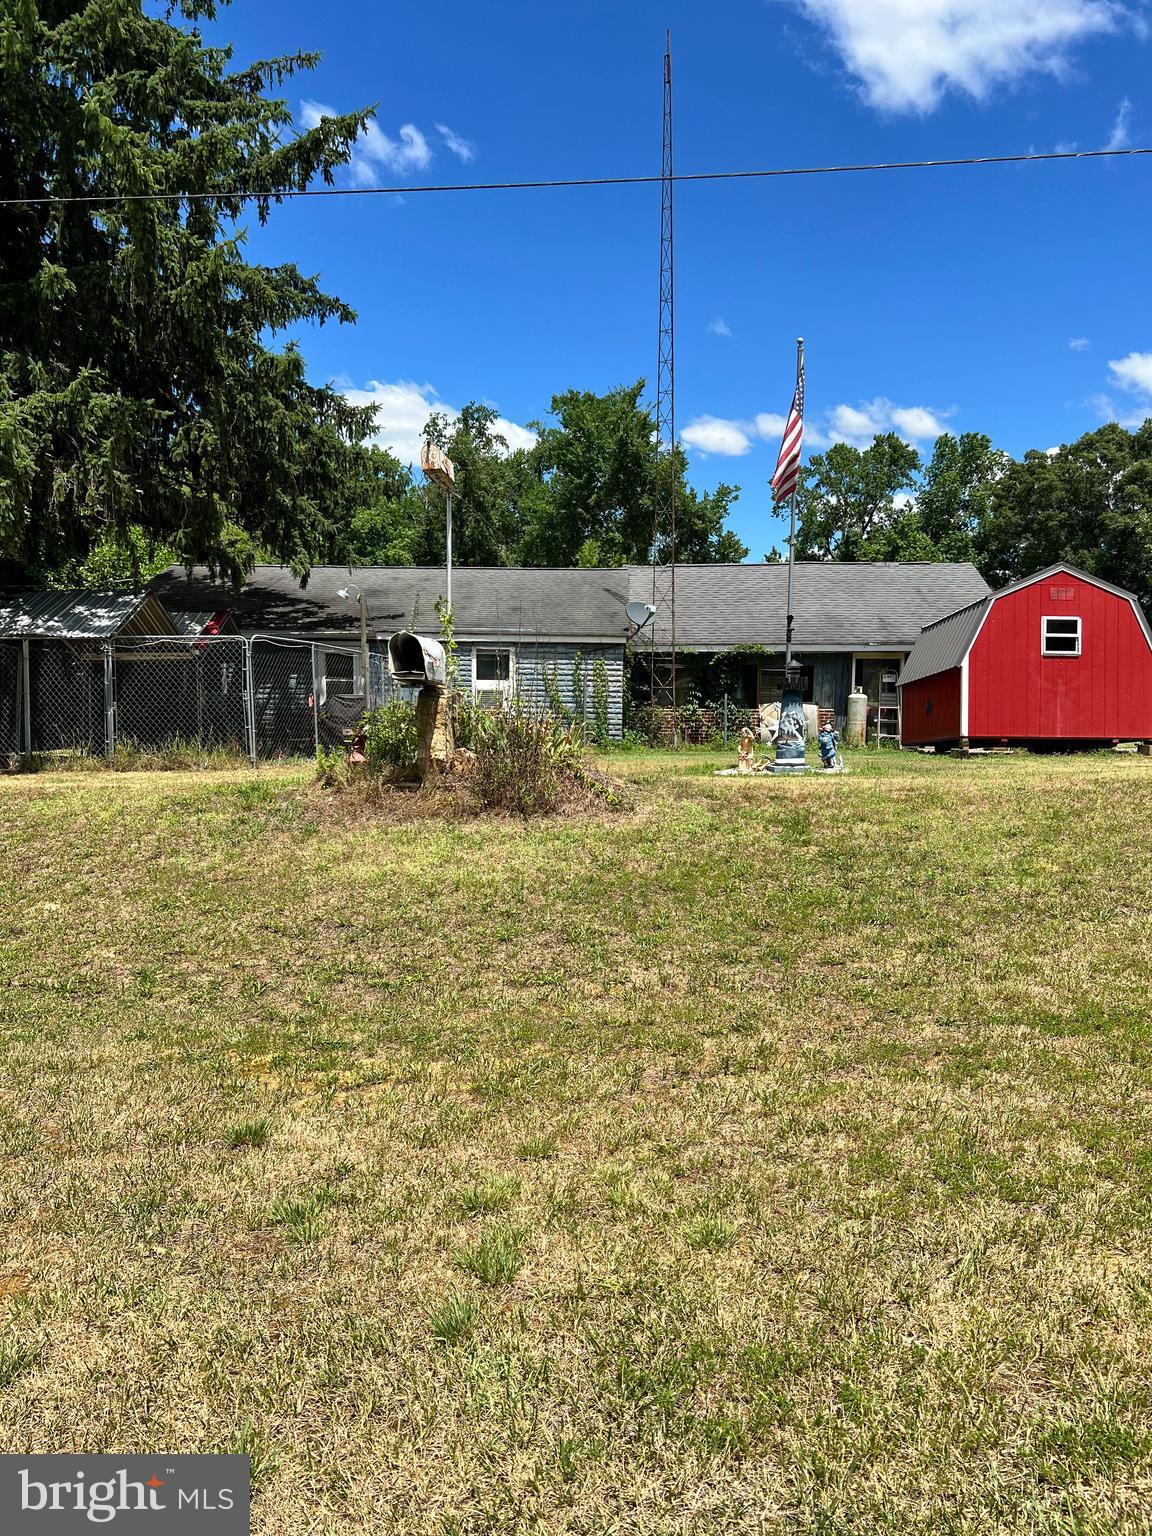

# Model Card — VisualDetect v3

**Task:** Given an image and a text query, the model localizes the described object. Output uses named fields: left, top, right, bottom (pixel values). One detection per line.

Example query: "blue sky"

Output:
left=205, top=0, right=1152, bottom=560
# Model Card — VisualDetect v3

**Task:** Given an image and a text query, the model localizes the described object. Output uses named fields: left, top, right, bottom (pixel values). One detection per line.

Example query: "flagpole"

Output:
left=783, top=336, right=803, bottom=673
left=773, top=336, right=807, bottom=775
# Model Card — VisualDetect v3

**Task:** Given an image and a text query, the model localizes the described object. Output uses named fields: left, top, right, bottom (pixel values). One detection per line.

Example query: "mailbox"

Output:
left=387, top=631, right=447, bottom=687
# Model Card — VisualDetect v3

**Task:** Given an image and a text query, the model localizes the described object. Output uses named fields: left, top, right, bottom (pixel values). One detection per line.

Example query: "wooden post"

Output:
left=415, top=684, right=454, bottom=780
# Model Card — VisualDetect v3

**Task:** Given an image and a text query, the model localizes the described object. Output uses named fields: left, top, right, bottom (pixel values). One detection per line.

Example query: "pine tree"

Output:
left=0, top=0, right=378, bottom=584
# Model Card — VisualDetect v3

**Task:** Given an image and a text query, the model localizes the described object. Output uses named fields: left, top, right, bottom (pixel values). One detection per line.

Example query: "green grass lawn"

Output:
left=2, top=750, right=1151, bottom=1534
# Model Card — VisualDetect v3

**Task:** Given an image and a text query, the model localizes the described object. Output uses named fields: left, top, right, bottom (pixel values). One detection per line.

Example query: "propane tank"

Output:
left=845, top=689, right=868, bottom=749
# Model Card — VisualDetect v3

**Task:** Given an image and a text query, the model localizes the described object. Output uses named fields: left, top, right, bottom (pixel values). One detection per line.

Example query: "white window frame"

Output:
left=471, top=645, right=515, bottom=706
left=1041, top=615, right=1082, bottom=657
left=317, top=647, right=362, bottom=705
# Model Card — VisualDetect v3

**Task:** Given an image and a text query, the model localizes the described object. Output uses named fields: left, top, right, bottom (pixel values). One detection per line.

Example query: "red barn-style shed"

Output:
left=899, top=563, right=1152, bottom=749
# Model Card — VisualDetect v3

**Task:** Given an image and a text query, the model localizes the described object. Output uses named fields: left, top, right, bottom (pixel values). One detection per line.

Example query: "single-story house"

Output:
left=626, top=561, right=992, bottom=729
left=899, top=563, right=1152, bottom=749
left=151, top=560, right=991, bottom=740
left=151, top=564, right=631, bottom=736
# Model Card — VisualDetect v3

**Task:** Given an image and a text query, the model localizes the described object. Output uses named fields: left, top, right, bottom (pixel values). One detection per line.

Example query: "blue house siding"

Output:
left=371, top=639, right=625, bottom=739
left=458, top=641, right=625, bottom=739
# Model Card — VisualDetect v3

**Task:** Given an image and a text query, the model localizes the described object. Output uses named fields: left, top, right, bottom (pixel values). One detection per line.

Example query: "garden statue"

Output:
left=772, top=664, right=808, bottom=775
left=817, top=721, right=843, bottom=773
left=737, top=727, right=756, bottom=773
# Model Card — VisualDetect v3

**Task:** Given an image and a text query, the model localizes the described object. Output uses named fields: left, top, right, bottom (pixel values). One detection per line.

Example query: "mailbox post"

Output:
left=388, top=632, right=453, bottom=780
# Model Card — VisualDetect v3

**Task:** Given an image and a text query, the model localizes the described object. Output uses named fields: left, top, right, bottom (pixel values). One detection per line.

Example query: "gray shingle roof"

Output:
left=151, top=565, right=633, bottom=642
left=0, top=590, right=176, bottom=639
left=625, top=562, right=991, bottom=651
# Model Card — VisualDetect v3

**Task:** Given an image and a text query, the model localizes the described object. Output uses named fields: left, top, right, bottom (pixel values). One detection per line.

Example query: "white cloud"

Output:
left=681, top=416, right=754, bottom=456
left=681, top=410, right=829, bottom=457
left=890, top=404, right=948, bottom=439
left=682, top=397, right=945, bottom=457
left=753, top=412, right=789, bottom=438
left=1105, top=95, right=1133, bottom=149
left=300, top=100, right=434, bottom=186
left=828, top=396, right=950, bottom=445
left=1068, top=336, right=1092, bottom=350
left=784, top=0, right=1131, bottom=114
left=707, top=317, right=733, bottom=337
left=1108, top=351, right=1152, bottom=395
left=435, top=123, right=476, bottom=162
left=340, top=380, right=536, bottom=466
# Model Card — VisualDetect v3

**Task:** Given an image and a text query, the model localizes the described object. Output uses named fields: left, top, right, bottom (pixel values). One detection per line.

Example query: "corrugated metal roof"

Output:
left=169, top=609, right=237, bottom=636
left=0, top=590, right=176, bottom=639
left=897, top=598, right=990, bottom=685
left=625, top=561, right=992, bottom=652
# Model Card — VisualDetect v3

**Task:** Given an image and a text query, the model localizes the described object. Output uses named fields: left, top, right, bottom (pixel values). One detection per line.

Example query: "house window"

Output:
left=1042, top=616, right=1081, bottom=656
left=759, top=664, right=813, bottom=704
left=319, top=649, right=362, bottom=703
left=472, top=647, right=514, bottom=708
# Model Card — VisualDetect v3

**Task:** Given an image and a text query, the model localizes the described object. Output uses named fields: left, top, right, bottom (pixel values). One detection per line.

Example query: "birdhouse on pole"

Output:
left=420, top=442, right=456, bottom=495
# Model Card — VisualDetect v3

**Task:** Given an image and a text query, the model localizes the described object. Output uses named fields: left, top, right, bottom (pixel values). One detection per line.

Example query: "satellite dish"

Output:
left=627, top=600, right=657, bottom=629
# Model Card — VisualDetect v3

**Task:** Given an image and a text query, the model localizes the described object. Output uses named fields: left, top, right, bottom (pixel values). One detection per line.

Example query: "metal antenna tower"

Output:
left=649, top=31, right=677, bottom=716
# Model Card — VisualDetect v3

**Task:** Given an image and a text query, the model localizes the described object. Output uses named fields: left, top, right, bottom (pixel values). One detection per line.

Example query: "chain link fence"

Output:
left=0, top=634, right=390, bottom=765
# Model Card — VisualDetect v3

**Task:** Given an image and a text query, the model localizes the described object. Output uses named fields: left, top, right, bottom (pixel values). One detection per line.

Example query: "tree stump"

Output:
left=415, top=685, right=455, bottom=780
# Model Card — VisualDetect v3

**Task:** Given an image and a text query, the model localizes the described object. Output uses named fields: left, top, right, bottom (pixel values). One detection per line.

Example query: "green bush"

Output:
left=451, top=689, right=479, bottom=752
left=314, top=745, right=349, bottom=787
left=361, top=700, right=418, bottom=771
left=472, top=697, right=582, bottom=815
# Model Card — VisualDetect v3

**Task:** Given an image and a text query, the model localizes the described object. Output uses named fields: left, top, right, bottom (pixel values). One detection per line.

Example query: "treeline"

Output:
left=793, top=422, right=1152, bottom=609
left=338, top=385, right=746, bottom=571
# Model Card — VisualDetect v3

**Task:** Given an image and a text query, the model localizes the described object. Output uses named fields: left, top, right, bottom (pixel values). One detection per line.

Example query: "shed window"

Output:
left=472, top=647, right=514, bottom=708
left=1042, top=616, right=1081, bottom=656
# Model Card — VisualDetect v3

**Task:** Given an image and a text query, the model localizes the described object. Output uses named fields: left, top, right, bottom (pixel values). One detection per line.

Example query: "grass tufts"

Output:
left=228, top=1118, right=270, bottom=1150
left=0, top=1338, right=42, bottom=1389
left=427, top=1290, right=482, bottom=1347
left=453, top=1225, right=526, bottom=1287
left=452, top=1175, right=521, bottom=1217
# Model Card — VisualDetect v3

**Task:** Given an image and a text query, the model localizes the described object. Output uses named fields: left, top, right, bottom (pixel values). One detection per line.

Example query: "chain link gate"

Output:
left=2, top=634, right=379, bottom=765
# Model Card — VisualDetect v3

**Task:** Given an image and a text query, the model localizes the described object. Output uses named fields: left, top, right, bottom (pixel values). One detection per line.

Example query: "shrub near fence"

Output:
left=644, top=703, right=761, bottom=745
left=641, top=701, right=838, bottom=746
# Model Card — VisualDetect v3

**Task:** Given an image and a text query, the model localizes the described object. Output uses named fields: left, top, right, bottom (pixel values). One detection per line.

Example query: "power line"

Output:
left=2, top=144, right=1149, bottom=207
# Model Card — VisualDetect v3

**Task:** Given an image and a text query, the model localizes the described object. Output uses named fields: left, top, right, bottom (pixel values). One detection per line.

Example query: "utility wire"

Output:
left=2, top=144, right=1149, bottom=207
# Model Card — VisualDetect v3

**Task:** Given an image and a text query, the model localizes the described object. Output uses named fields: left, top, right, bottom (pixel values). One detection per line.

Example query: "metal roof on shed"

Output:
left=897, top=599, right=990, bottom=685
left=0, top=590, right=176, bottom=639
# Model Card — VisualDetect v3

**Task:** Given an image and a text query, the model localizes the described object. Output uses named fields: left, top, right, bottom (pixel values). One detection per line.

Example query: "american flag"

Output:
left=770, top=364, right=805, bottom=504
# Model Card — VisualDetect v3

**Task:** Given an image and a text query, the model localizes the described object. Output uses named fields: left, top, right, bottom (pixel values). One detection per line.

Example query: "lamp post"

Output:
left=336, top=584, right=371, bottom=707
